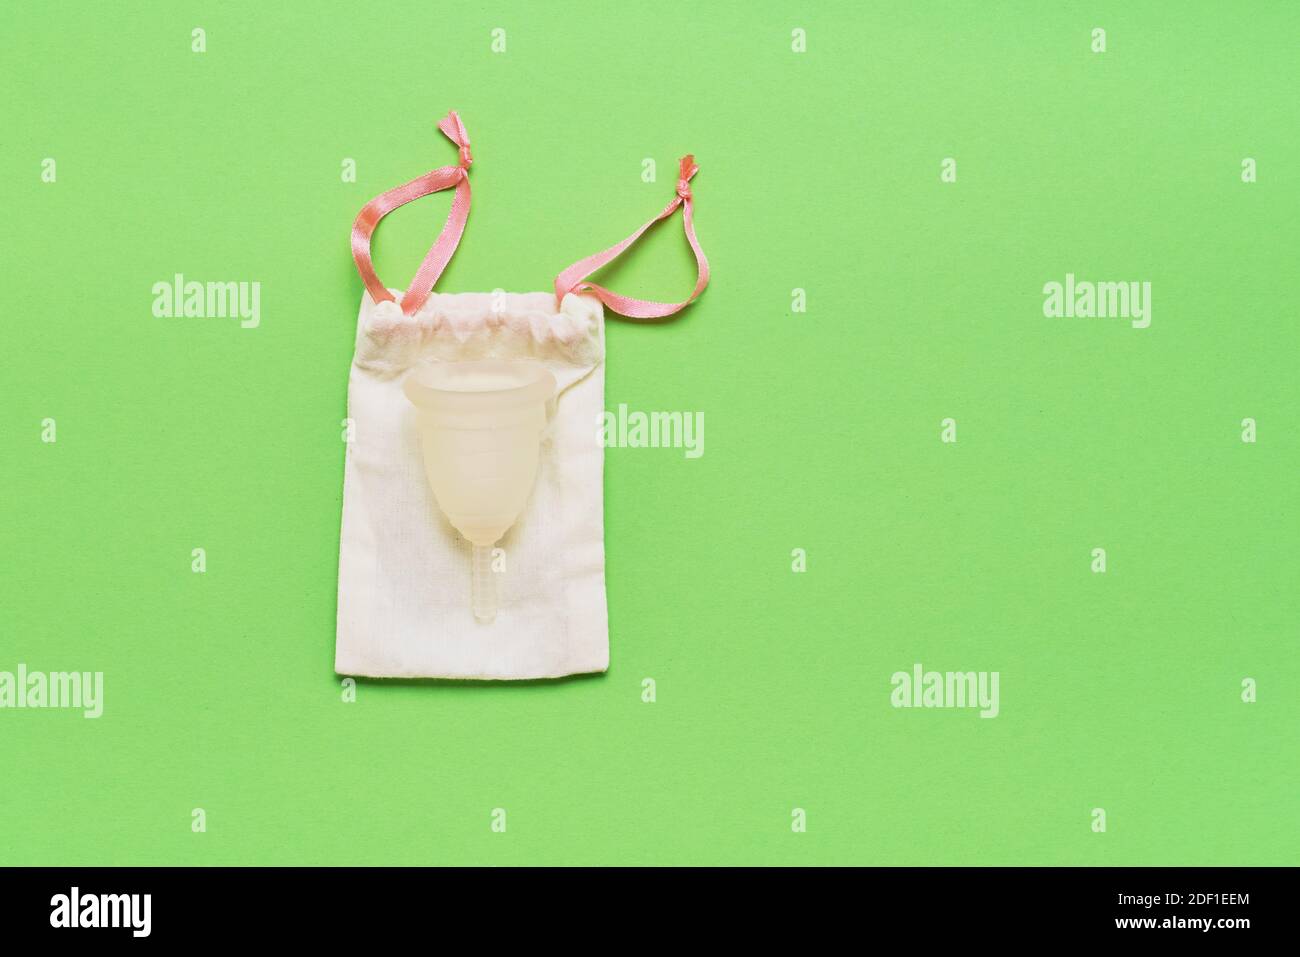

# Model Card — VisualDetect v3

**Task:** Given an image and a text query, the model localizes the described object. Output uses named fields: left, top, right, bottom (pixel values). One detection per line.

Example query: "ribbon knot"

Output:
left=675, top=155, right=698, bottom=201
left=437, top=110, right=473, bottom=169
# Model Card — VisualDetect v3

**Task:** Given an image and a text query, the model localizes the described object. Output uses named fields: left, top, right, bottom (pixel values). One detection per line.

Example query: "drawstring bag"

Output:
left=335, top=111, right=709, bottom=680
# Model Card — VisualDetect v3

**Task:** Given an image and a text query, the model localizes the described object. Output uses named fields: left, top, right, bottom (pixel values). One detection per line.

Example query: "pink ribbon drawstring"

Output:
left=352, top=119, right=710, bottom=322
left=351, top=110, right=474, bottom=316
left=553, top=155, right=710, bottom=319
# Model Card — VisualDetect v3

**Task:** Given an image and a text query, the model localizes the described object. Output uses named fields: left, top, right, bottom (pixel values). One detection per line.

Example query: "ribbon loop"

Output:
left=553, top=154, right=710, bottom=319
left=350, top=110, right=474, bottom=316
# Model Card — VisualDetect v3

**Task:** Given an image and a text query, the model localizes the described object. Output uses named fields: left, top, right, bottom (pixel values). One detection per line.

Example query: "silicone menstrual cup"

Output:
left=402, top=359, right=556, bottom=623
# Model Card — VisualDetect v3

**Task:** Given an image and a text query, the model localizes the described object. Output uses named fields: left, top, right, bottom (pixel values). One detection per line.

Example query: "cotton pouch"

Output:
left=334, top=111, right=708, bottom=680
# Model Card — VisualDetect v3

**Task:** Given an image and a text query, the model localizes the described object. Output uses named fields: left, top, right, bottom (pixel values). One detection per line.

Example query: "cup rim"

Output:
left=403, top=359, right=556, bottom=410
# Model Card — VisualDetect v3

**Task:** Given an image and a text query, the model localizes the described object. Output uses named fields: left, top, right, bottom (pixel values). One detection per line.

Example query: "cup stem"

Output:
left=471, top=542, right=497, bottom=623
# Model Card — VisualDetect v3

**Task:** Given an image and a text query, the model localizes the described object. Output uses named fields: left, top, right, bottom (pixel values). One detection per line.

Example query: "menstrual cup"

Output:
left=403, top=359, right=556, bottom=623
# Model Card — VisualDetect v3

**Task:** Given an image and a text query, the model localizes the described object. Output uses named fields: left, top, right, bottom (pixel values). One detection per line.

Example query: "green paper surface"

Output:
left=1, top=1, right=1296, bottom=865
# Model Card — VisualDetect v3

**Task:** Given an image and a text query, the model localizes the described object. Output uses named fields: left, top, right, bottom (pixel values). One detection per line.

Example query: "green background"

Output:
left=3, top=1, right=1297, bottom=865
